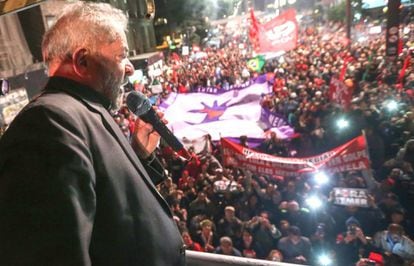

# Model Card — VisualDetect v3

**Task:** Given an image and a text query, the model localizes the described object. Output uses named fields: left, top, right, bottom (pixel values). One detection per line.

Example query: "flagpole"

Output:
left=360, top=129, right=377, bottom=191
left=346, top=0, right=351, bottom=49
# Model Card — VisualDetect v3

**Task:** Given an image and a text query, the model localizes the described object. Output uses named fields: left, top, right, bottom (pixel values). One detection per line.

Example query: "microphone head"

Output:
left=126, top=91, right=152, bottom=116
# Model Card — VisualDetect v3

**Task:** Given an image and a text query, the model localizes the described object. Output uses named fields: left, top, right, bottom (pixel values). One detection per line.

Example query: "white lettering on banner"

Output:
left=303, top=152, right=336, bottom=165
left=222, top=135, right=370, bottom=177
left=329, top=161, right=367, bottom=173
left=268, top=114, right=286, bottom=127
left=341, top=150, right=369, bottom=162
left=265, top=21, right=296, bottom=43
left=333, top=187, right=369, bottom=207
left=326, top=156, right=344, bottom=167
left=336, top=197, right=368, bottom=206
left=270, top=36, right=295, bottom=46
left=193, top=80, right=252, bottom=94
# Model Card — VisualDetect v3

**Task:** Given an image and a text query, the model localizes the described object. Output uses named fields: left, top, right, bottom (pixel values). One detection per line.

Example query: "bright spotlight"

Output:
left=314, top=172, right=329, bottom=185
left=318, top=254, right=333, bottom=265
left=305, top=195, right=323, bottom=210
left=337, top=118, right=349, bottom=129
left=385, top=100, right=398, bottom=112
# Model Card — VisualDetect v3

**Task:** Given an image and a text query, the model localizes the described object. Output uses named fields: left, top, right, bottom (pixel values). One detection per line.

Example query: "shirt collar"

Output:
left=44, top=76, right=112, bottom=110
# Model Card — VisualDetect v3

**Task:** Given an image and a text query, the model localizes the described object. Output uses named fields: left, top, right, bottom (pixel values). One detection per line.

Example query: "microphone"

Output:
left=126, top=91, right=192, bottom=161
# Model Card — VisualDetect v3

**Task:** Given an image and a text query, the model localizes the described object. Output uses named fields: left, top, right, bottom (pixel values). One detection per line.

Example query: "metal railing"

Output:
left=186, top=250, right=303, bottom=266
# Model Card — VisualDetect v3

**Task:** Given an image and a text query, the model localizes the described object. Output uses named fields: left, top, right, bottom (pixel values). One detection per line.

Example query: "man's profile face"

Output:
left=92, top=33, right=134, bottom=110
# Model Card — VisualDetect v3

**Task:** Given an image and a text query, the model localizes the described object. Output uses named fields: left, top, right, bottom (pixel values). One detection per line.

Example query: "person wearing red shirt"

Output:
left=182, top=230, right=203, bottom=252
left=185, top=154, right=201, bottom=182
left=178, top=170, right=195, bottom=191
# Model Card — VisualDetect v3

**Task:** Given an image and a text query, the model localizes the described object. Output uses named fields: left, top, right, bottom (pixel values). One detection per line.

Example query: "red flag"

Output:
left=258, top=9, right=298, bottom=53
left=398, top=54, right=411, bottom=86
left=249, top=9, right=260, bottom=52
left=398, top=39, right=403, bottom=55
left=249, top=9, right=298, bottom=54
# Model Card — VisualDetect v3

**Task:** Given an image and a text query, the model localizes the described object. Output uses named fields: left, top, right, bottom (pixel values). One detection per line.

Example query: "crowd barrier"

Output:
left=186, top=250, right=305, bottom=266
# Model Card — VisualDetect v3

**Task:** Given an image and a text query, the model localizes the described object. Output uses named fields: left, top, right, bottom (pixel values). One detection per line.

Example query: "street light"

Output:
left=337, top=118, right=350, bottom=130
left=318, top=254, right=333, bottom=266
left=305, top=195, right=323, bottom=210
left=385, top=100, right=399, bottom=112
left=314, top=172, right=329, bottom=185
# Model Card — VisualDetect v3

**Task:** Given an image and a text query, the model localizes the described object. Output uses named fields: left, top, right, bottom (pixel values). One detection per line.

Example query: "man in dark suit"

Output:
left=0, top=2, right=185, bottom=265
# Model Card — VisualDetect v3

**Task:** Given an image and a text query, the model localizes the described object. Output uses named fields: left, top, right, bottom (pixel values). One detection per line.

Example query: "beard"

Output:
left=103, top=73, right=122, bottom=111
left=99, top=62, right=127, bottom=111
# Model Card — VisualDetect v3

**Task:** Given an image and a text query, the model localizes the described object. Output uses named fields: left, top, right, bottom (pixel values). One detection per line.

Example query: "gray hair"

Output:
left=42, top=1, right=128, bottom=64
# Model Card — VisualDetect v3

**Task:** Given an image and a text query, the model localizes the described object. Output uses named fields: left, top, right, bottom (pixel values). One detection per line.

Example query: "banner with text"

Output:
left=221, top=135, right=370, bottom=177
left=191, top=80, right=253, bottom=94
left=260, top=107, right=288, bottom=128
left=252, top=9, right=298, bottom=54
left=332, top=187, right=369, bottom=207
left=160, top=79, right=272, bottom=141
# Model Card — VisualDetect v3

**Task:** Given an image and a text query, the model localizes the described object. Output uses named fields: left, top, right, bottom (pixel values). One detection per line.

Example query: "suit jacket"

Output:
left=0, top=77, right=185, bottom=266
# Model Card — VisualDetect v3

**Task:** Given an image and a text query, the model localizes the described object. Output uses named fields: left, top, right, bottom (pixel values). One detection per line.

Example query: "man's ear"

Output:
left=72, top=48, right=89, bottom=76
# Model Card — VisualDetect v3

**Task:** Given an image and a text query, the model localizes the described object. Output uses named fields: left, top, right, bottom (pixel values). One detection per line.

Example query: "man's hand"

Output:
left=344, top=231, right=357, bottom=243
left=131, top=107, right=167, bottom=158
left=356, top=227, right=368, bottom=244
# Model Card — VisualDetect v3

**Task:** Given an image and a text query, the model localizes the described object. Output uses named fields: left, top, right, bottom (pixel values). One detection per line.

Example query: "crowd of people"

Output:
left=1, top=3, right=413, bottom=265
left=110, top=12, right=414, bottom=266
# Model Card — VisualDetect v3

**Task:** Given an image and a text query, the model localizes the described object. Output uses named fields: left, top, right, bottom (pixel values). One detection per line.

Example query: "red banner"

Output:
left=329, top=77, right=354, bottom=110
left=221, top=135, right=370, bottom=177
left=250, top=9, right=298, bottom=54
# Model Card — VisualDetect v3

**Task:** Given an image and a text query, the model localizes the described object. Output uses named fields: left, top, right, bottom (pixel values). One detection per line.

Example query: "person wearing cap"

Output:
left=217, top=206, right=243, bottom=243
left=335, top=216, right=368, bottom=266
left=214, top=236, right=242, bottom=257
left=372, top=223, right=414, bottom=262
left=277, top=226, right=312, bottom=264
left=331, top=203, right=385, bottom=237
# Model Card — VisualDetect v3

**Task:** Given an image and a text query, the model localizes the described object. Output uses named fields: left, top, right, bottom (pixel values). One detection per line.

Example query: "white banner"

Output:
left=160, top=81, right=272, bottom=141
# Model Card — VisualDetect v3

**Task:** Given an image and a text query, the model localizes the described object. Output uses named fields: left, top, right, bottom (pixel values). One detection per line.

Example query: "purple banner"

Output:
left=260, top=107, right=288, bottom=129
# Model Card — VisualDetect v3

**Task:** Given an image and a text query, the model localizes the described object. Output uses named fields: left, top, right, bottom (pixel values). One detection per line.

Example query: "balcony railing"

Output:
left=186, top=250, right=304, bottom=266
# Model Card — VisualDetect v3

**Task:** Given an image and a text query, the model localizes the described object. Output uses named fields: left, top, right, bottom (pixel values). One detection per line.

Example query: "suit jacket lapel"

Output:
left=86, top=100, right=174, bottom=215
left=43, top=77, right=173, bottom=215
